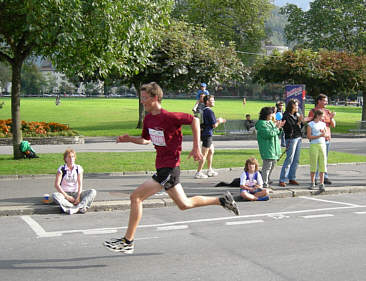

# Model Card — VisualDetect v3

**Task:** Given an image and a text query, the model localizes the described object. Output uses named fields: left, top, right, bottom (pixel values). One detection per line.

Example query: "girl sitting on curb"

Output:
left=240, top=157, right=270, bottom=201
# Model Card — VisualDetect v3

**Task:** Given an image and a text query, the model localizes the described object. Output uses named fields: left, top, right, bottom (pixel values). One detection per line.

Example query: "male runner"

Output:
left=104, top=82, right=239, bottom=254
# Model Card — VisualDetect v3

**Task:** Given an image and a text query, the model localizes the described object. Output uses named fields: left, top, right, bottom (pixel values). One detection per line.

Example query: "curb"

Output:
left=1, top=186, right=365, bottom=217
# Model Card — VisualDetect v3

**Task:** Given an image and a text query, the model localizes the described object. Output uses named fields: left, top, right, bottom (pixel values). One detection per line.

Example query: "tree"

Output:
left=0, top=0, right=172, bottom=158
left=173, top=0, right=273, bottom=62
left=252, top=49, right=366, bottom=119
left=281, top=0, right=366, bottom=52
left=118, top=19, right=247, bottom=128
left=21, top=62, right=47, bottom=96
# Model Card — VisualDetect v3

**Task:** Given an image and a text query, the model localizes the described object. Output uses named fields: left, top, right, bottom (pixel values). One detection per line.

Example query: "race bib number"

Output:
left=148, top=128, right=166, bottom=146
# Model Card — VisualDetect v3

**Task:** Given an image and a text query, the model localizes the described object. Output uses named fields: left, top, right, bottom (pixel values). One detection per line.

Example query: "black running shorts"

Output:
left=152, top=167, right=180, bottom=190
left=201, top=135, right=213, bottom=148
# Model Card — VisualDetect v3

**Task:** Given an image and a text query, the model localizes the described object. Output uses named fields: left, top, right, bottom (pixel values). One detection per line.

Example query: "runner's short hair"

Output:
left=140, top=82, right=163, bottom=102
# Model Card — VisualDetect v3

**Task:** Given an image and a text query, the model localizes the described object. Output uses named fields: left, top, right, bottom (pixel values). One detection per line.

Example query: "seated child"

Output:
left=53, top=148, right=97, bottom=214
left=240, top=157, right=270, bottom=201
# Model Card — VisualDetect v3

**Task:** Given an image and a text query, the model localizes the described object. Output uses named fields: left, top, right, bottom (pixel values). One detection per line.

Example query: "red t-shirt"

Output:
left=142, top=109, right=194, bottom=169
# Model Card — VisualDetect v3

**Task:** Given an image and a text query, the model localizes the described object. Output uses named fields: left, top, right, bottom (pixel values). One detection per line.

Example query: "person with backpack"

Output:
left=194, top=95, right=226, bottom=179
left=240, top=157, right=269, bottom=201
left=52, top=148, right=96, bottom=214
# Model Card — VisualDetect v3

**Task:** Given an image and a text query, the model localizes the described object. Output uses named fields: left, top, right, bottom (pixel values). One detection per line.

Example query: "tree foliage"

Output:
left=281, top=0, right=366, bottom=52
left=0, top=0, right=172, bottom=158
left=252, top=49, right=366, bottom=102
left=118, top=19, right=247, bottom=127
left=173, top=0, right=273, bottom=62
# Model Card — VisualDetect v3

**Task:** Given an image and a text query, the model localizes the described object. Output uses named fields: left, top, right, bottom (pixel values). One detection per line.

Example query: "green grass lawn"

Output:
left=1, top=149, right=365, bottom=175
left=0, top=97, right=362, bottom=136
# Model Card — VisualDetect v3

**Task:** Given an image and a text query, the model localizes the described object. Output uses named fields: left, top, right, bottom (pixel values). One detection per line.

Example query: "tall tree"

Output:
left=281, top=0, right=366, bottom=52
left=0, top=0, right=172, bottom=158
left=173, top=0, right=273, bottom=62
left=118, top=20, right=247, bottom=128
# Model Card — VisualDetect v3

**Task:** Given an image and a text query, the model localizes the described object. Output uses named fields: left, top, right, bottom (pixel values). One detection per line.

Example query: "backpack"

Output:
left=215, top=171, right=260, bottom=187
left=59, top=165, right=79, bottom=185
left=19, top=141, right=39, bottom=159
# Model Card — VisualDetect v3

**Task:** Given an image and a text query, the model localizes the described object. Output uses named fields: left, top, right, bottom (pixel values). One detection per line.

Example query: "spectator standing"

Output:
left=279, top=99, right=303, bottom=187
left=194, top=95, right=226, bottom=179
left=194, top=82, right=209, bottom=109
left=53, top=149, right=96, bottom=214
left=307, top=110, right=327, bottom=191
left=255, top=107, right=285, bottom=188
left=275, top=101, right=285, bottom=146
left=307, top=94, right=336, bottom=184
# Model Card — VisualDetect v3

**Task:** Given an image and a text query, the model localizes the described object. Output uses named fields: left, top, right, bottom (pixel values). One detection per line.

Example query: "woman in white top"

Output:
left=307, top=110, right=327, bottom=191
left=53, top=148, right=96, bottom=214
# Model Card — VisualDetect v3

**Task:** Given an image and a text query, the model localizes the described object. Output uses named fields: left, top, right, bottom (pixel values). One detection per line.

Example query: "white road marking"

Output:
left=302, top=214, right=334, bottom=219
left=354, top=211, right=366, bottom=215
left=300, top=196, right=363, bottom=207
left=226, top=220, right=264, bottom=226
left=157, top=225, right=188, bottom=231
left=21, top=204, right=366, bottom=238
left=21, top=216, right=61, bottom=238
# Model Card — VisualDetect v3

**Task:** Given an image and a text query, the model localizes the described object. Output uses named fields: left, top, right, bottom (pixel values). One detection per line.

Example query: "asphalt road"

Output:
left=1, top=193, right=366, bottom=281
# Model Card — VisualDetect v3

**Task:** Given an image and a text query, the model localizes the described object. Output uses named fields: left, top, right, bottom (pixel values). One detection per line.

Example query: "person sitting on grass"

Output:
left=52, top=148, right=96, bottom=215
left=239, top=157, right=270, bottom=201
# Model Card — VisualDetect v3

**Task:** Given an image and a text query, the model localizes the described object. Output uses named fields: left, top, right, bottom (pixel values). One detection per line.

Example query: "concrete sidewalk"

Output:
left=0, top=162, right=365, bottom=216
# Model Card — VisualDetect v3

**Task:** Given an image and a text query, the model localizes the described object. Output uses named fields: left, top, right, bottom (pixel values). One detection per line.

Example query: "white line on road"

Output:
left=21, top=216, right=61, bottom=238
left=157, top=225, right=189, bottom=231
left=226, top=220, right=264, bottom=226
left=300, top=196, right=363, bottom=207
left=21, top=204, right=366, bottom=238
left=302, top=214, right=334, bottom=219
left=354, top=211, right=366, bottom=215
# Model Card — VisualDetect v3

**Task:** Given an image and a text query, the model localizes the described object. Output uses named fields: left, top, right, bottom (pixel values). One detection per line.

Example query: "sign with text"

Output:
left=284, top=85, right=306, bottom=114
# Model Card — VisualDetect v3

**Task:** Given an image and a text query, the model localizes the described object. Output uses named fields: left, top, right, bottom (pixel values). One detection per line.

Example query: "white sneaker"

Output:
left=68, top=206, right=79, bottom=215
left=194, top=172, right=208, bottom=179
left=207, top=169, right=218, bottom=177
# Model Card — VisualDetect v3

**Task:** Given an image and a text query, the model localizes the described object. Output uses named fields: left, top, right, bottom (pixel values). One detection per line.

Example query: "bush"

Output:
left=0, top=119, right=78, bottom=137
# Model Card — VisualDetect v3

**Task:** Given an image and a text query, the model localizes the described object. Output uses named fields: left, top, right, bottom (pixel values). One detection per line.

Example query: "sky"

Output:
left=273, top=0, right=313, bottom=11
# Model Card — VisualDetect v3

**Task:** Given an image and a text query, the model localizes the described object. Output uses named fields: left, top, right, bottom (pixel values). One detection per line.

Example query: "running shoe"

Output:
left=222, top=191, right=240, bottom=216
left=104, top=237, right=134, bottom=254
left=308, top=182, right=316, bottom=190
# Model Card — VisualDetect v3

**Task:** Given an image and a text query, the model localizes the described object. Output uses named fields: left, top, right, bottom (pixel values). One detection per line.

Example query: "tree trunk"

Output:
left=11, top=61, right=24, bottom=159
left=136, top=87, right=145, bottom=129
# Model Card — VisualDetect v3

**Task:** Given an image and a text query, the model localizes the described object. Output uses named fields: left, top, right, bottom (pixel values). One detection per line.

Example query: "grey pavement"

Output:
left=0, top=160, right=365, bottom=216
left=0, top=135, right=365, bottom=216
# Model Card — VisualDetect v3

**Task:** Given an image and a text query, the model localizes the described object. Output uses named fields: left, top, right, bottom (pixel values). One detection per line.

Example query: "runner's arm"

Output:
left=116, top=134, right=151, bottom=145
left=188, top=117, right=203, bottom=161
